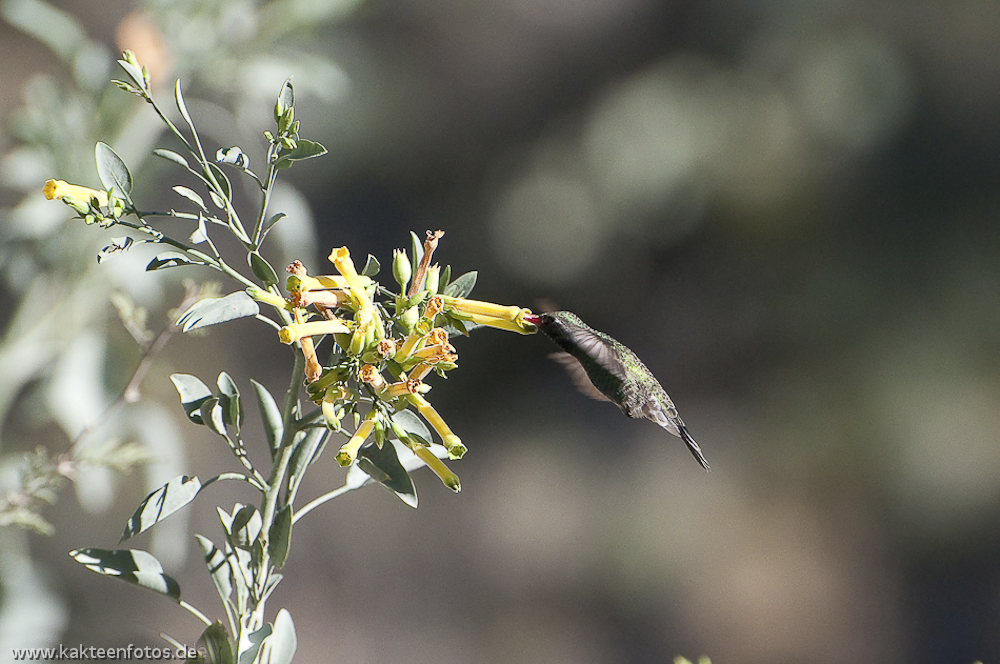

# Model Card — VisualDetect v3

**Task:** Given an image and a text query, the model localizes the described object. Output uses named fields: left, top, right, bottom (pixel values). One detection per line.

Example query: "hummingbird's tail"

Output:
left=678, top=425, right=711, bottom=472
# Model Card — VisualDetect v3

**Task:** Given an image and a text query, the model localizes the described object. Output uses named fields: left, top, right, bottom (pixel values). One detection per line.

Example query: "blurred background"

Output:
left=1, top=0, right=999, bottom=662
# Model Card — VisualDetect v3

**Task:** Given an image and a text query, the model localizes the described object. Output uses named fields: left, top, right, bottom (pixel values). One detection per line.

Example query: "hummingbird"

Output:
left=523, top=311, right=710, bottom=471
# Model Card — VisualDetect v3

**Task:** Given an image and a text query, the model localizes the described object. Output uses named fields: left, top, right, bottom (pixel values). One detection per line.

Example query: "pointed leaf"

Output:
left=117, top=58, right=146, bottom=90
left=241, top=625, right=271, bottom=664
left=173, top=185, right=207, bottom=210
left=216, top=372, right=242, bottom=434
left=409, top=231, right=422, bottom=283
left=361, top=254, right=380, bottom=278
left=120, top=475, right=202, bottom=542
left=195, top=535, right=232, bottom=602
left=98, top=236, right=137, bottom=264
left=69, top=548, right=180, bottom=600
left=251, top=380, right=283, bottom=458
left=274, top=79, right=294, bottom=122
left=95, top=142, right=133, bottom=198
left=229, top=505, right=262, bottom=550
left=249, top=252, right=279, bottom=287
left=200, top=398, right=228, bottom=438
left=391, top=409, right=432, bottom=447
left=357, top=439, right=417, bottom=508
left=196, top=621, right=236, bottom=664
left=206, top=162, right=232, bottom=200
left=177, top=292, right=259, bottom=332
left=170, top=373, right=213, bottom=424
left=438, top=264, right=452, bottom=293
left=268, top=505, right=292, bottom=569
left=265, top=609, right=297, bottom=664
left=147, top=251, right=200, bottom=271
left=444, top=271, right=477, bottom=298
left=286, top=426, right=328, bottom=500
left=153, top=148, right=189, bottom=169
left=276, top=139, right=326, bottom=165
left=260, top=213, right=285, bottom=240
left=175, top=79, right=195, bottom=134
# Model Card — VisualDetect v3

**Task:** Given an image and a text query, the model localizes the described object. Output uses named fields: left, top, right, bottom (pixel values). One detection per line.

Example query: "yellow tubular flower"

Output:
left=375, top=337, right=397, bottom=359
left=394, top=329, right=428, bottom=362
left=329, top=247, right=383, bottom=339
left=321, top=399, right=342, bottom=431
left=428, top=328, right=449, bottom=345
left=423, top=296, right=444, bottom=319
left=336, top=413, right=377, bottom=466
left=43, top=180, right=109, bottom=207
left=442, top=297, right=536, bottom=334
left=406, top=394, right=466, bottom=459
left=246, top=286, right=292, bottom=310
left=286, top=274, right=357, bottom=291
left=407, top=362, right=434, bottom=382
left=359, top=364, right=387, bottom=390
left=294, top=290, right=350, bottom=308
left=410, top=444, right=461, bottom=492
left=381, top=379, right=421, bottom=400
left=278, top=319, right=351, bottom=344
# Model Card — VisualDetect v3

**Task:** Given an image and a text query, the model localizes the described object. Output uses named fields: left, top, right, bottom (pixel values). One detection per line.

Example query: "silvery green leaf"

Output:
left=250, top=380, right=283, bottom=458
left=69, top=548, right=180, bottom=600
left=170, top=373, right=213, bottom=424
left=147, top=251, right=199, bottom=271
left=173, top=185, right=206, bottom=210
left=95, top=142, right=132, bottom=198
left=120, top=475, right=201, bottom=542
left=444, top=271, right=477, bottom=298
left=264, top=609, right=297, bottom=664
left=153, top=148, right=189, bottom=169
left=176, top=292, right=259, bottom=332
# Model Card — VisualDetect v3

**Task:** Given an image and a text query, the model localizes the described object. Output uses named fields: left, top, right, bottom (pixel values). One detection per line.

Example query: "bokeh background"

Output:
left=2, top=0, right=999, bottom=662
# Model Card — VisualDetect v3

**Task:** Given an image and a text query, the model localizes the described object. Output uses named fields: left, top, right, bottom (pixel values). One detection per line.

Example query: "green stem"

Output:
left=292, top=484, right=354, bottom=525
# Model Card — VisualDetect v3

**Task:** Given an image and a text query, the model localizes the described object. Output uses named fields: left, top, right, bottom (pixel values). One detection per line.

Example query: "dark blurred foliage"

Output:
left=3, top=0, right=1000, bottom=662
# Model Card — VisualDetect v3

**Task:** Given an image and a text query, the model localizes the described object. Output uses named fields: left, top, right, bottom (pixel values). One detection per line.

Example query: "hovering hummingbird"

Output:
left=523, top=311, right=710, bottom=471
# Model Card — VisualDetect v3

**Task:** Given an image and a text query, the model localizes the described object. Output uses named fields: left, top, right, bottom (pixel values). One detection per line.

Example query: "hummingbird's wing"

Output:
left=549, top=352, right=612, bottom=403
left=558, top=322, right=628, bottom=382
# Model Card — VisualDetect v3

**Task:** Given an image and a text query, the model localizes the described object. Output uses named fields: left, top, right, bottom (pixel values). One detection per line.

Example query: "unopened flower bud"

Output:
left=392, top=249, right=411, bottom=290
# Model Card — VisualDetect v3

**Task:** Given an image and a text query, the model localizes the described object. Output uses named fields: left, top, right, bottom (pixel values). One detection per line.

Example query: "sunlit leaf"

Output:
left=274, top=139, right=327, bottom=168
left=216, top=372, right=242, bottom=434
left=170, top=373, right=213, bottom=424
left=249, top=252, right=279, bottom=287
left=286, top=426, right=328, bottom=500
left=357, top=438, right=417, bottom=508
left=265, top=609, right=297, bottom=664
left=194, top=621, right=235, bottom=664
left=69, top=548, right=180, bottom=600
left=95, top=142, right=132, bottom=198
left=361, top=254, right=380, bottom=278
left=153, top=148, right=189, bottom=169
left=173, top=185, right=206, bottom=210
left=120, top=475, right=202, bottom=542
left=195, top=535, right=232, bottom=602
left=268, top=505, right=292, bottom=569
left=391, top=409, right=432, bottom=446
left=176, top=292, right=259, bottom=332
left=229, top=505, right=262, bottom=551
left=274, top=79, right=294, bottom=122
left=97, top=236, right=137, bottom=264
left=444, top=271, right=477, bottom=298
left=147, top=251, right=200, bottom=271
left=250, top=380, right=283, bottom=458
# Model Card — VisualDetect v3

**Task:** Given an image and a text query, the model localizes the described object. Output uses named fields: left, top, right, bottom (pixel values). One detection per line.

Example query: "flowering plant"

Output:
left=46, top=51, right=537, bottom=663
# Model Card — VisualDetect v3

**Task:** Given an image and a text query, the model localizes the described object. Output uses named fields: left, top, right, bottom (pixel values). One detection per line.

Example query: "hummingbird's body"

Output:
left=525, top=311, right=710, bottom=471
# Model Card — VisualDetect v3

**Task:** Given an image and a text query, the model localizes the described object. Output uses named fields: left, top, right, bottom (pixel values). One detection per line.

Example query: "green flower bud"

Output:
left=392, top=249, right=411, bottom=290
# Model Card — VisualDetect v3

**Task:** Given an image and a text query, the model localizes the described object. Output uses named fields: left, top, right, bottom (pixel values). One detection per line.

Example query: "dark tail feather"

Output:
left=679, top=425, right=711, bottom=472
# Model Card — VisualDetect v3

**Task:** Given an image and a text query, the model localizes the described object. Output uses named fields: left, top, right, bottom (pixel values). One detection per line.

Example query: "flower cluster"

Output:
left=262, top=232, right=537, bottom=491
